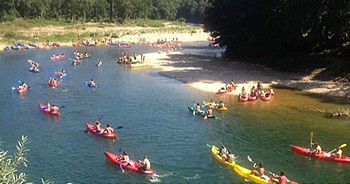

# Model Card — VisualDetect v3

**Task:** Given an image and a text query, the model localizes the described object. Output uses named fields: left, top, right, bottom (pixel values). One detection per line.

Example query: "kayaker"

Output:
left=60, top=69, right=67, bottom=76
left=230, top=80, right=237, bottom=89
left=219, top=145, right=229, bottom=157
left=20, top=81, right=28, bottom=89
left=227, top=153, right=236, bottom=163
left=272, top=171, right=288, bottom=184
left=257, top=82, right=263, bottom=91
left=241, top=87, right=247, bottom=96
left=217, top=101, right=225, bottom=109
left=50, top=105, right=59, bottom=113
left=121, top=151, right=130, bottom=163
left=207, top=107, right=213, bottom=116
left=195, top=103, right=202, bottom=112
left=88, top=79, right=96, bottom=87
left=252, top=162, right=270, bottom=181
left=96, top=59, right=102, bottom=66
left=139, top=155, right=151, bottom=171
left=312, top=142, right=322, bottom=154
left=94, top=121, right=102, bottom=133
left=331, top=147, right=342, bottom=158
left=103, top=124, right=114, bottom=134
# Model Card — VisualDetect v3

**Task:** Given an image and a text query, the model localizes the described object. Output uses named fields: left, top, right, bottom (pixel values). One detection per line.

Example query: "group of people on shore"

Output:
left=117, top=52, right=145, bottom=64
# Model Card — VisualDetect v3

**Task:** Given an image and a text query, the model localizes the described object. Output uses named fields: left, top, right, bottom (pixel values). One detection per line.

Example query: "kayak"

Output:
left=260, top=93, right=272, bottom=101
left=29, top=67, right=40, bottom=73
left=59, top=73, right=67, bottom=78
left=50, top=54, right=65, bottom=60
left=211, top=145, right=273, bottom=184
left=39, top=103, right=60, bottom=116
left=202, top=101, right=227, bottom=111
left=85, top=82, right=97, bottom=88
left=211, top=145, right=236, bottom=169
left=290, top=145, right=350, bottom=164
left=233, top=163, right=272, bottom=184
left=48, top=81, right=58, bottom=88
left=104, top=151, right=156, bottom=175
left=188, top=106, right=215, bottom=119
left=248, top=94, right=257, bottom=101
left=239, top=94, right=248, bottom=102
left=85, top=122, right=117, bottom=139
left=17, top=86, right=28, bottom=93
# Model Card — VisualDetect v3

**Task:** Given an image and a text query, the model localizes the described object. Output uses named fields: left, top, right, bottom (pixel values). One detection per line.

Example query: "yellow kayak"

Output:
left=211, top=145, right=272, bottom=184
left=130, top=62, right=149, bottom=68
left=203, top=101, right=228, bottom=111
left=233, top=163, right=272, bottom=184
left=211, top=145, right=236, bottom=168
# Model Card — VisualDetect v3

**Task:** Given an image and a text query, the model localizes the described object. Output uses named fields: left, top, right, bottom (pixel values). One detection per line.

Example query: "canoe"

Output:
left=104, top=151, right=156, bottom=175
left=130, top=62, right=149, bottom=68
left=239, top=94, right=248, bottom=102
left=188, top=106, right=215, bottom=118
left=17, top=87, right=28, bottom=93
left=39, top=103, right=60, bottom=116
left=50, top=55, right=65, bottom=60
left=290, top=145, right=350, bottom=164
left=211, top=145, right=236, bottom=169
left=85, top=122, right=117, bottom=139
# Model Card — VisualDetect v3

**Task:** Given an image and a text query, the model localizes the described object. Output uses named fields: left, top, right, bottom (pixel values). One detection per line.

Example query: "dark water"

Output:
left=0, top=45, right=349, bottom=183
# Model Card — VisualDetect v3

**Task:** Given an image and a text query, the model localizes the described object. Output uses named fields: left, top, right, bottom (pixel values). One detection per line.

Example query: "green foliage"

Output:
left=0, top=136, right=29, bottom=184
left=4, top=32, right=16, bottom=38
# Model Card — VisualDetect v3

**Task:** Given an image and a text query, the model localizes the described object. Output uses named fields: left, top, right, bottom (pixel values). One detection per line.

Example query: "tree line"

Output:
left=0, top=0, right=209, bottom=23
left=203, top=0, right=350, bottom=64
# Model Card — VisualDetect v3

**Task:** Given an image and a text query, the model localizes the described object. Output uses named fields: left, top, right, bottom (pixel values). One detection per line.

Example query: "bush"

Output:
left=4, top=32, right=16, bottom=38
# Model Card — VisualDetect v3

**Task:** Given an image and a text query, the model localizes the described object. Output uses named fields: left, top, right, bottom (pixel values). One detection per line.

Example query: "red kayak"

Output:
left=290, top=145, right=350, bottom=164
left=48, top=81, right=58, bottom=88
left=248, top=94, right=257, bottom=101
left=104, top=151, right=156, bottom=175
left=39, top=103, right=60, bottom=116
left=239, top=93, right=248, bottom=102
left=85, top=122, right=117, bottom=139
left=17, top=86, right=28, bottom=93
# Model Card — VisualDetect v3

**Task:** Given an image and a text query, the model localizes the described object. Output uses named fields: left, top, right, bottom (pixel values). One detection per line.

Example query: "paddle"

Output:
left=329, top=144, right=347, bottom=153
left=220, top=141, right=232, bottom=154
left=206, top=144, right=212, bottom=148
left=118, top=148, right=125, bottom=173
left=309, top=132, right=314, bottom=159
left=247, top=155, right=256, bottom=165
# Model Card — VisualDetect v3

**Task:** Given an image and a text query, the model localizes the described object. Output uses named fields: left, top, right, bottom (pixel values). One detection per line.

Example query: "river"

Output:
left=0, top=44, right=349, bottom=183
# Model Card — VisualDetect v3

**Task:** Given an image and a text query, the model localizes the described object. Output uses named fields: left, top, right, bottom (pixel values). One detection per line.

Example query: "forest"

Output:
left=0, top=0, right=209, bottom=23
left=203, top=0, right=350, bottom=78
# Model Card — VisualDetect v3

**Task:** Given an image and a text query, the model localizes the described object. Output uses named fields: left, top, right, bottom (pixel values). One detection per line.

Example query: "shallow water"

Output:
left=0, top=45, right=349, bottom=183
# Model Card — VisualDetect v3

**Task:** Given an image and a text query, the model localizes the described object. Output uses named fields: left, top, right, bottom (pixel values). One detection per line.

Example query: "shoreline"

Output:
left=143, top=44, right=350, bottom=99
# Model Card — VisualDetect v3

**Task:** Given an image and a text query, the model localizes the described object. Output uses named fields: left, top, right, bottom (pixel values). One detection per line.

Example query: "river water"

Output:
left=0, top=43, right=349, bottom=183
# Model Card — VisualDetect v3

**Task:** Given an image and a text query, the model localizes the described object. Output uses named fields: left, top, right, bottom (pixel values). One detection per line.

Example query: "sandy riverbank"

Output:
left=143, top=43, right=350, bottom=99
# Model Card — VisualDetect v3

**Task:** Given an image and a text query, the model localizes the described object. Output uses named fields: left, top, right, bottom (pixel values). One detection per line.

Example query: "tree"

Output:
left=0, top=136, right=53, bottom=184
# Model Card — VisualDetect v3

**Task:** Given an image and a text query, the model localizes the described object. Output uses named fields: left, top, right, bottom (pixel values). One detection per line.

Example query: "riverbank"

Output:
left=143, top=43, right=350, bottom=99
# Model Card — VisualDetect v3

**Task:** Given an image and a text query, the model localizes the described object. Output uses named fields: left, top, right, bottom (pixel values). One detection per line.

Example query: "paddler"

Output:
left=139, top=155, right=151, bottom=171
left=50, top=104, right=59, bottom=114
left=103, top=124, right=114, bottom=134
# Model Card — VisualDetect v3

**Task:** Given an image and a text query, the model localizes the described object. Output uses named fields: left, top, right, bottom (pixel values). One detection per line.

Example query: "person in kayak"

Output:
left=272, top=171, right=288, bottom=184
left=50, top=105, right=59, bottom=113
left=94, top=121, right=102, bottom=133
left=139, top=155, right=151, bottom=171
left=217, top=101, right=225, bottom=109
left=331, top=147, right=342, bottom=158
left=88, top=79, right=96, bottom=87
left=312, top=142, right=322, bottom=154
left=19, top=81, right=28, bottom=89
left=103, top=124, right=114, bottom=134
left=252, top=162, right=270, bottom=181
left=219, top=145, right=229, bottom=159
left=121, top=151, right=130, bottom=163
left=60, top=69, right=67, bottom=76
left=257, top=82, right=263, bottom=91
left=96, top=59, right=102, bottom=66
left=206, top=107, right=213, bottom=116
left=209, top=99, right=217, bottom=107
left=195, top=103, right=203, bottom=113
left=241, top=87, right=247, bottom=97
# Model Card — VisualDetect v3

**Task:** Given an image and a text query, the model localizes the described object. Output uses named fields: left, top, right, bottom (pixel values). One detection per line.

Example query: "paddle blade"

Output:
left=120, top=163, right=124, bottom=173
left=116, top=126, right=123, bottom=129
left=309, top=132, right=314, bottom=139
left=60, top=106, right=65, bottom=108
left=118, top=148, right=122, bottom=154
left=11, top=87, right=16, bottom=90
left=18, top=80, right=22, bottom=84
left=339, top=143, right=347, bottom=149
left=247, top=155, right=254, bottom=164
left=206, top=144, right=212, bottom=148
